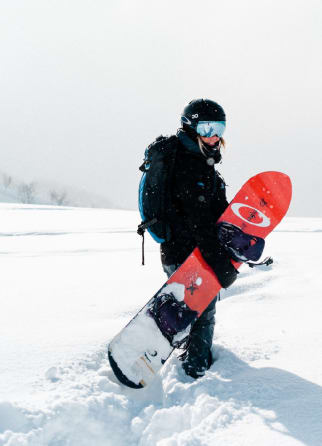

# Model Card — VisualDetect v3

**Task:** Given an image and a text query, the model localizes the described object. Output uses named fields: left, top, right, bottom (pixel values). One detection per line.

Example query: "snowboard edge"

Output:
left=108, top=349, right=144, bottom=389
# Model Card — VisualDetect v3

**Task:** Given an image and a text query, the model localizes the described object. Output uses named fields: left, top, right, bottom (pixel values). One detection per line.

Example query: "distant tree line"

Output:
left=1, top=172, right=69, bottom=206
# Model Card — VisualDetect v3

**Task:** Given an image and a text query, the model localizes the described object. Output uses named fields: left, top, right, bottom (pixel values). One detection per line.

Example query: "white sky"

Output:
left=0, top=0, right=321, bottom=215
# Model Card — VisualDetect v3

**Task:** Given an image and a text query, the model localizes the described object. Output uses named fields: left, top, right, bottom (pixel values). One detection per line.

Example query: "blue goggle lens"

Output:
left=196, top=121, right=226, bottom=138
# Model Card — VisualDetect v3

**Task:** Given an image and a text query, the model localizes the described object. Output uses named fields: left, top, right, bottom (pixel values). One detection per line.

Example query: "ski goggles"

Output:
left=196, top=121, right=226, bottom=138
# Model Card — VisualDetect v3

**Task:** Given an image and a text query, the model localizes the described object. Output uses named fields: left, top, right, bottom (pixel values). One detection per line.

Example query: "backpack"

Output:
left=138, top=135, right=178, bottom=262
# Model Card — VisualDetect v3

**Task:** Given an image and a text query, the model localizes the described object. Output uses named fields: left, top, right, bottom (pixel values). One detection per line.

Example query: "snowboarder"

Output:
left=142, top=99, right=238, bottom=379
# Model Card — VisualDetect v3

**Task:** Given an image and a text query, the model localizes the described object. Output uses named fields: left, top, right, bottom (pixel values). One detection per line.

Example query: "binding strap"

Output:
left=247, top=256, right=273, bottom=268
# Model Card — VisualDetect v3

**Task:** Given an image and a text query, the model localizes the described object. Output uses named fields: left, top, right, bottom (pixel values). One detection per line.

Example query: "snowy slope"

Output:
left=0, top=203, right=321, bottom=446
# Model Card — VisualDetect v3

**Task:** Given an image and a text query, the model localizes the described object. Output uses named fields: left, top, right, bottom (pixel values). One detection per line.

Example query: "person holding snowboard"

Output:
left=139, top=99, right=237, bottom=379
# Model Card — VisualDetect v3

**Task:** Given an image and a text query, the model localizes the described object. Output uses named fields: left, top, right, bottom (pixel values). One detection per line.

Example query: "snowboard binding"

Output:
left=148, top=292, right=199, bottom=347
left=216, top=222, right=265, bottom=263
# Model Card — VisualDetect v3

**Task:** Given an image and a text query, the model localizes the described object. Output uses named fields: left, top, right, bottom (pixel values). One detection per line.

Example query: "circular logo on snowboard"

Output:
left=231, top=203, right=271, bottom=227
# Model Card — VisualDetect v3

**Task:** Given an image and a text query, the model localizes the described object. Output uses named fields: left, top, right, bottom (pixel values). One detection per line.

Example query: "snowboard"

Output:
left=108, top=171, right=292, bottom=388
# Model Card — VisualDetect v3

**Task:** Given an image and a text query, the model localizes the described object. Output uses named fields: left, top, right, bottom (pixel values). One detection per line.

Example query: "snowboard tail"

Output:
left=108, top=349, right=144, bottom=388
left=108, top=171, right=292, bottom=388
left=108, top=284, right=199, bottom=387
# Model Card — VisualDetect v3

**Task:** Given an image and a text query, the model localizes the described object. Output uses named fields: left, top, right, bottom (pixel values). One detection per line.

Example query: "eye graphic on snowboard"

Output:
left=231, top=203, right=271, bottom=227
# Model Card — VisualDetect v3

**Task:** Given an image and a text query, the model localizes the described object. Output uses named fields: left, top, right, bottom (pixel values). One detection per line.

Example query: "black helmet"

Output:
left=181, top=99, right=226, bottom=137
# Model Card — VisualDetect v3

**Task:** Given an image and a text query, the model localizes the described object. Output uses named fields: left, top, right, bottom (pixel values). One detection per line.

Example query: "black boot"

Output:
left=179, top=296, right=217, bottom=379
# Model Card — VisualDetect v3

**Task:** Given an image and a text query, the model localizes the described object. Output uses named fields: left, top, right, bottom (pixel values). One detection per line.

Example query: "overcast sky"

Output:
left=0, top=0, right=321, bottom=215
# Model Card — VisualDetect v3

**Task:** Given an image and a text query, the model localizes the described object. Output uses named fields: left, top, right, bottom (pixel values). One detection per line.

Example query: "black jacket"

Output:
left=160, top=130, right=237, bottom=288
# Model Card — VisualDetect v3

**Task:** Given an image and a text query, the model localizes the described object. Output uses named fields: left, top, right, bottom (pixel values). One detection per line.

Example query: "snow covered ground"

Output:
left=0, top=202, right=321, bottom=446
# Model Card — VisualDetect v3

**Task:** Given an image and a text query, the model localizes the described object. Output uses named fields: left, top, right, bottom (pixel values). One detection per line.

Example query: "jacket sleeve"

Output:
left=197, top=235, right=238, bottom=288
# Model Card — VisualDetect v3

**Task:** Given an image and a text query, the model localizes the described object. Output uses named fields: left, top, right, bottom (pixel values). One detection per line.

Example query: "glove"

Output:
left=199, top=241, right=238, bottom=289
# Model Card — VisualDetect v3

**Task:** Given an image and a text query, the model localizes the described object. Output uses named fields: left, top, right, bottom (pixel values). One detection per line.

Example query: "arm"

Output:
left=175, top=172, right=238, bottom=288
